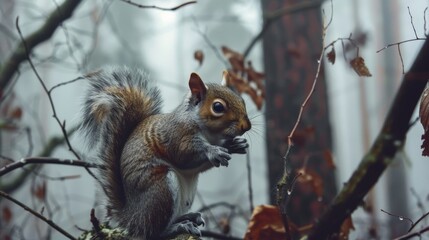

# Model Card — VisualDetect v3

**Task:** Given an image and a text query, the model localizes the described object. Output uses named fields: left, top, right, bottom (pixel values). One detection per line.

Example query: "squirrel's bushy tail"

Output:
left=81, top=66, right=162, bottom=212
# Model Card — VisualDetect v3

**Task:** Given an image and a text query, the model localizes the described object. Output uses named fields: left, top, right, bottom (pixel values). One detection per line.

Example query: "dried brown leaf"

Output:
left=3, top=206, right=12, bottom=223
left=244, top=205, right=296, bottom=240
left=327, top=47, right=336, bottom=64
left=420, top=87, right=429, bottom=156
left=194, top=50, right=204, bottom=66
left=297, top=168, right=324, bottom=198
left=221, top=46, right=244, bottom=72
left=10, top=107, right=23, bottom=120
left=339, top=216, right=355, bottom=239
left=32, top=181, right=47, bottom=201
left=323, top=150, right=336, bottom=169
left=350, top=56, right=372, bottom=77
left=246, top=61, right=265, bottom=83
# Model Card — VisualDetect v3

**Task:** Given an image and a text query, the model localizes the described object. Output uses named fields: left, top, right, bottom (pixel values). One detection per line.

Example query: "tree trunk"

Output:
left=261, top=0, right=337, bottom=227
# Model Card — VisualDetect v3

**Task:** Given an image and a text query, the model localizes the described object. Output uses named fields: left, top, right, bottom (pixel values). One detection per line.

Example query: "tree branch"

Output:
left=0, top=126, right=79, bottom=193
left=0, top=0, right=82, bottom=90
left=119, top=0, right=196, bottom=11
left=307, top=38, right=429, bottom=239
left=0, top=190, right=76, bottom=240
left=0, top=157, right=99, bottom=178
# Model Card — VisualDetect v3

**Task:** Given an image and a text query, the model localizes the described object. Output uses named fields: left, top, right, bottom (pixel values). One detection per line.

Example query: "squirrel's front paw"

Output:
left=224, top=137, right=249, bottom=154
left=207, top=146, right=231, bottom=167
left=174, top=212, right=205, bottom=227
left=161, top=220, right=202, bottom=238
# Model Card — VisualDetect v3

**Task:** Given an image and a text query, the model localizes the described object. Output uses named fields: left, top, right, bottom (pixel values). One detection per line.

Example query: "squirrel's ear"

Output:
left=221, top=70, right=229, bottom=87
left=189, top=72, right=207, bottom=104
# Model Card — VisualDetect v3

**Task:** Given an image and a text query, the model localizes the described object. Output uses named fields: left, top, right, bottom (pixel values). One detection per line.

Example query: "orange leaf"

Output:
left=194, top=50, right=204, bottom=66
left=350, top=56, right=372, bottom=77
left=244, top=205, right=295, bottom=240
left=323, top=150, right=336, bottom=169
left=10, top=107, right=23, bottom=120
left=246, top=61, right=265, bottom=84
left=339, top=216, right=355, bottom=239
left=32, top=181, right=47, bottom=201
left=3, top=206, right=12, bottom=223
left=327, top=47, right=336, bottom=64
left=221, top=46, right=244, bottom=72
left=297, top=168, right=324, bottom=198
left=420, top=87, right=429, bottom=131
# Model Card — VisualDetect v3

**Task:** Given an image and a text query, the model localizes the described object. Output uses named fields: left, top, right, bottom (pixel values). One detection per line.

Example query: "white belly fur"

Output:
left=167, top=169, right=199, bottom=219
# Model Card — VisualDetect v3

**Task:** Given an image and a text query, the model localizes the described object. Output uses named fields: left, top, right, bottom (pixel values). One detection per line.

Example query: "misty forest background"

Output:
left=1, top=0, right=429, bottom=239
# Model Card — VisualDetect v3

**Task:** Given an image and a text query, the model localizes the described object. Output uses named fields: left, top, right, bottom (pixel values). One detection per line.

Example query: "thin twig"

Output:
left=246, top=151, right=254, bottom=213
left=285, top=38, right=325, bottom=154
left=408, top=6, right=419, bottom=39
left=424, top=7, right=428, bottom=36
left=408, top=211, right=429, bottom=233
left=380, top=209, right=414, bottom=227
left=0, top=190, right=76, bottom=240
left=192, top=16, right=229, bottom=68
left=393, top=225, right=429, bottom=240
left=0, top=157, right=99, bottom=177
left=120, top=0, right=196, bottom=11
left=49, top=76, right=84, bottom=93
left=15, top=17, right=80, bottom=160
left=24, top=127, right=33, bottom=157
left=398, top=44, right=405, bottom=74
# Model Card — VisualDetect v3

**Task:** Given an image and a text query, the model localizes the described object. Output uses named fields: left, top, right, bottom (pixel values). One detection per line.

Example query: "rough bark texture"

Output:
left=261, top=0, right=336, bottom=227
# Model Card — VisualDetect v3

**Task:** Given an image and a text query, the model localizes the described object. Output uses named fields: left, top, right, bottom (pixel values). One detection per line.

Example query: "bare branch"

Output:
left=394, top=225, right=429, bottom=240
left=380, top=209, right=414, bottom=227
left=0, top=0, right=83, bottom=90
left=408, top=211, right=429, bottom=232
left=0, top=157, right=99, bottom=177
left=408, top=6, right=419, bottom=39
left=0, top=190, right=77, bottom=240
left=119, top=0, right=196, bottom=11
left=192, top=17, right=229, bottom=68
left=15, top=17, right=81, bottom=160
left=246, top=152, right=254, bottom=213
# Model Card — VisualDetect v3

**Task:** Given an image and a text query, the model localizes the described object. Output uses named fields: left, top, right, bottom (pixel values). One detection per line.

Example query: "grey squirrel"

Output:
left=80, top=66, right=251, bottom=239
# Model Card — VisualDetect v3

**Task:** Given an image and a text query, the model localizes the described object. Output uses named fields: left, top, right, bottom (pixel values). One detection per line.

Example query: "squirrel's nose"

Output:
left=240, top=116, right=251, bottom=133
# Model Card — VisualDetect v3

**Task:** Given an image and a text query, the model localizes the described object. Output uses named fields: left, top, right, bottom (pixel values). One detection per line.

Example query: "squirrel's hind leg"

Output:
left=118, top=164, right=175, bottom=239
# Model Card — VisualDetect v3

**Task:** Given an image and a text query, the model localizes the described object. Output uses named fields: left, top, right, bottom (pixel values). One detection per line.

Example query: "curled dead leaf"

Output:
left=327, top=47, right=336, bottom=64
left=339, top=216, right=355, bottom=239
left=323, top=150, right=336, bottom=169
left=32, top=181, right=47, bottom=201
left=350, top=56, right=372, bottom=77
left=297, top=168, right=324, bottom=199
left=194, top=50, right=204, bottom=66
left=420, top=86, right=429, bottom=156
left=3, top=206, right=12, bottom=223
left=221, top=46, right=244, bottom=73
left=10, top=107, right=23, bottom=120
left=244, top=205, right=294, bottom=240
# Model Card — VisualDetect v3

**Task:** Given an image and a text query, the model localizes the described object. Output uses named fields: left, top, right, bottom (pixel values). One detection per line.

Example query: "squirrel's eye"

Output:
left=211, top=99, right=227, bottom=117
